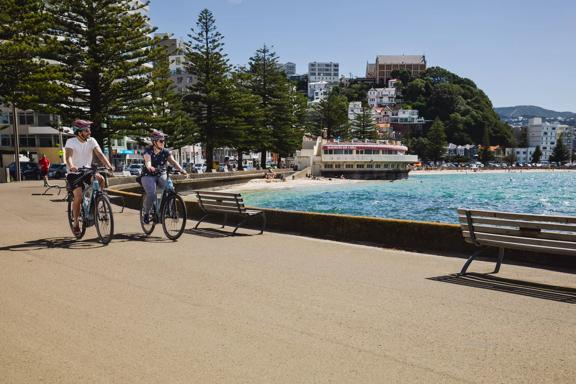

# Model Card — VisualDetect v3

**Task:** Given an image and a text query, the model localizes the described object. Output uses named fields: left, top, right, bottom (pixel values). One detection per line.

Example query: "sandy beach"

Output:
left=214, top=168, right=574, bottom=193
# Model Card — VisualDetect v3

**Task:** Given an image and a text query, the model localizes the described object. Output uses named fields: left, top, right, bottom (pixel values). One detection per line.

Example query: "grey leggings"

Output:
left=141, top=174, right=167, bottom=214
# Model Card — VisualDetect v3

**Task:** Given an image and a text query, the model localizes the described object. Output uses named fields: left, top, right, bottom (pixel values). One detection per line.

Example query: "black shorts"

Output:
left=41, top=169, right=48, bottom=177
left=66, top=172, right=92, bottom=191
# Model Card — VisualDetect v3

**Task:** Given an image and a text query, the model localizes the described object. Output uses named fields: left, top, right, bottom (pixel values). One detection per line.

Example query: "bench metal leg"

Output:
left=459, top=246, right=490, bottom=275
left=493, top=247, right=505, bottom=274
left=194, top=213, right=210, bottom=229
left=222, top=213, right=228, bottom=228
left=260, top=213, right=266, bottom=234
left=232, top=213, right=266, bottom=235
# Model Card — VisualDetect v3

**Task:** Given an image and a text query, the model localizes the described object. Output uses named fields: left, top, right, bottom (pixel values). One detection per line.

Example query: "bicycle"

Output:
left=66, top=166, right=114, bottom=244
left=139, top=167, right=187, bottom=240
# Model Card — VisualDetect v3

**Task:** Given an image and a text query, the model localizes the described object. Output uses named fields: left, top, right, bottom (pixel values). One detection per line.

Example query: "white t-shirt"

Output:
left=65, top=137, right=101, bottom=171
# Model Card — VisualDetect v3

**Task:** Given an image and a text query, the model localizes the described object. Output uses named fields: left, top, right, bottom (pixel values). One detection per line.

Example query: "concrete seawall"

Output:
left=107, top=174, right=576, bottom=270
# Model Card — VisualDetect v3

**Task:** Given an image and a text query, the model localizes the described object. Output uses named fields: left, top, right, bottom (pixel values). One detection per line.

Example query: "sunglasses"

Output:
left=156, top=140, right=165, bottom=143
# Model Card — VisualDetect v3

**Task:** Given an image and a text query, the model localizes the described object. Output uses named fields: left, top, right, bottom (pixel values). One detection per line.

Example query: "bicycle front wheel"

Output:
left=161, top=194, right=187, bottom=240
left=94, top=195, right=114, bottom=245
left=67, top=195, right=86, bottom=239
left=140, top=200, right=156, bottom=236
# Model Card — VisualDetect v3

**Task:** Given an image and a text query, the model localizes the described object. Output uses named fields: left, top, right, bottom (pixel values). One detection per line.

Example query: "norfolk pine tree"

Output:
left=426, top=117, right=448, bottom=163
left=184, top=9, right=234, bottom=172
left=531, top=145, right=542, bottom=164
left=0, top=0, right=68, bottom=112
left=47, top=0, right=157, bottom=148
left=350, top=103, right=377, bottom=140
left=246, top=45, right=285, bottom=168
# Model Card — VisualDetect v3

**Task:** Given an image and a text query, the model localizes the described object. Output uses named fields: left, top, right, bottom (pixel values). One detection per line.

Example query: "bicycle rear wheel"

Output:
left=67, top=195, right=86, bottom=239
left=140, top=200, right=156, bottom=236
left=94, top=195, right=114, bottom=244
left=161, top=194, right=187, bottom=240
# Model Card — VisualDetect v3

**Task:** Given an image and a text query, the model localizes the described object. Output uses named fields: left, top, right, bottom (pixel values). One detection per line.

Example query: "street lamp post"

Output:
left=57, top=115, right=64, bottom=163
left=11, top=102, right=21, bottom=182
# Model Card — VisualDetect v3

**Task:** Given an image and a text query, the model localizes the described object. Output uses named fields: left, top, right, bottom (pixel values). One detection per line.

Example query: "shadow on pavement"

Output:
left=428, top=273, right=576, bottom=304
left=0, top=237, right=105, bottom=251
left=184, top=228, right=249, bottom=238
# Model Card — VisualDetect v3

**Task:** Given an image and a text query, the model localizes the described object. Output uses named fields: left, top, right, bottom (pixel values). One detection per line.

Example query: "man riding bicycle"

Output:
left=141, top=129, right=187, bottom=224
left=65, top=119, right=114, bottom=235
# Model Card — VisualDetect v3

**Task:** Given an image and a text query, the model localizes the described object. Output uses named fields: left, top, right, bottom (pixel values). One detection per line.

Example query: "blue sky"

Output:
left=149, top=0, right=576, bottom=112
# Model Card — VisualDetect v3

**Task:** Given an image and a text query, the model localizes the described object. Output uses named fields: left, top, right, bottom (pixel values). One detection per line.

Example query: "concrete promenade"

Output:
left=1, top=181, right=575, bottom=383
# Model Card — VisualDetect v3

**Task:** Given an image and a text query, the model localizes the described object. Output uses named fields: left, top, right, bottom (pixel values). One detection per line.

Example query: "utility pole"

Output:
left=11, top=102, right=21, bottom=181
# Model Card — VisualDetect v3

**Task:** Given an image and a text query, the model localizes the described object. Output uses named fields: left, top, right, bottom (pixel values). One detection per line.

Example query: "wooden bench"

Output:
left=458, top=208, right=576, bottom=274
left=195, top=191, right=266, bottom=234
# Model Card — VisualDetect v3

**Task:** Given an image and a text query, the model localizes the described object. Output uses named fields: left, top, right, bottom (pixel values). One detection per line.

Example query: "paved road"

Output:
left=1, top=181, right=575, bottom=383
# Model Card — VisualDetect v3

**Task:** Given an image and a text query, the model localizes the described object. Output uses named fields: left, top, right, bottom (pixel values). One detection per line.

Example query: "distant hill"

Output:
left=495, top=105, right=576, bottom=119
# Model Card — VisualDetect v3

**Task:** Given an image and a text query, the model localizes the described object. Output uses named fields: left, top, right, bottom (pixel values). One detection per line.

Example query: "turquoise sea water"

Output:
left=242, top=171, right=576, bottom=224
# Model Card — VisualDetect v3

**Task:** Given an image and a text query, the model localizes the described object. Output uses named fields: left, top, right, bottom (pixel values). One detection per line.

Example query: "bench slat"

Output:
left=457, top=208, right=576, bottom=224
left=474, top=238, right=576, bottom=256
left=458, top=216, right=576, bottom=232
left=198, top=196, right=240, bottom=203
left=196, top=191, right=242, bottom=197
left=198, top=199, right=242, bottom=207
left=463, top=231, right=576, bottom=250
left=462, top=225, right=576, bottom=242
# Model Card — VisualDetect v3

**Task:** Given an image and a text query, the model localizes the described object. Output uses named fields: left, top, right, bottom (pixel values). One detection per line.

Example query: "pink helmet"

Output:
left=150, top=129, right=167, bottom=142
left=72, top=119, right=93, bottom=134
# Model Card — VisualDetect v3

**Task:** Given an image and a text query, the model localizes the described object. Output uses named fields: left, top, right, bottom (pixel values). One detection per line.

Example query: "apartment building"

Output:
left=155, top=33, right=196, bottom=94
left=308, top=62, right=339, bottom=83
left=527, top=117, right=574, bottom=162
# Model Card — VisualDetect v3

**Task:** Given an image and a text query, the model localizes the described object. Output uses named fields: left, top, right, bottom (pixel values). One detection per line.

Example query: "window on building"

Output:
left=367, top=163, right=374, bottom=168
left=20, top=136, right=36, bottom=147
left=375, top=164, right=381, bottom=168
left=356, top=164, right=364, bottom=168
left=345, top=164, right=353, bottom=168
left=324, top=164, right=333, bottom=169
left=1, top=136, right=11, bottom=146
left=334, top=164, right=341, bottom=168
left=19, top=112, right=34, bottom=125
left=356, top=149, right=364, bottom=155
left=39, top=137, right=53, bottom=147
left=37, top=113, right=52, bottom=126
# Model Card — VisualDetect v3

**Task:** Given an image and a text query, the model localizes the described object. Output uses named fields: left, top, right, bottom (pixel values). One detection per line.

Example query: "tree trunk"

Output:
left=260, top=150, right=266, bottom=169
left=205, top=143, right=214, bottom=172
left=237, top=151, right=244, bottom=171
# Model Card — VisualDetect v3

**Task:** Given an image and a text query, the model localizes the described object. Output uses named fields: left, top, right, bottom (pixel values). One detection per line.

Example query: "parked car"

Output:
left=47, top=163, right=67, bottom=179
left=8, top=162, right=42, bottom=180
left=127, top=163, right=144, bottom=176
left=194, top=163, right=206, bottom=173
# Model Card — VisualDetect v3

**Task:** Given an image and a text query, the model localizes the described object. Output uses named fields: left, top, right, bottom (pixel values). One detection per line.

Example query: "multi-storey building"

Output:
left=367, top=81, right=397, bottom=107
left=278, top=62, right=296, bottom=76
left=0, top=108, right=72, bottom=167
left=348, top=102, right=363, bottom=121
left=389, top=109, right=426, bottom=137
left=527, top=117, right=574, bottom=162
left=308, top=81, right=332, bottom=102
left=366, top=55, right=426, bottom=86
left=155, top=33, right=196, bottom=94
left=308, top=62, right=339, bottom=83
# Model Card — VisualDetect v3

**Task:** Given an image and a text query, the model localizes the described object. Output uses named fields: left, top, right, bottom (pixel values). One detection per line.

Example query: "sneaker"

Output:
left=143, top=214, right=150, bottom=224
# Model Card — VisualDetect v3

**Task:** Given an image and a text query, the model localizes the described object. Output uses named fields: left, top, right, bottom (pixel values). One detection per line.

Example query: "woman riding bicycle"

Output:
left=141, top=130, right=187, bottom=224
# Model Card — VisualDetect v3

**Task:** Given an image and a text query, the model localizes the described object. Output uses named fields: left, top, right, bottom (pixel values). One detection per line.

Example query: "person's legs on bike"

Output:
left=66, top=172, right=88, bottom=235
left=141, top=175, right=158, bottom=224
